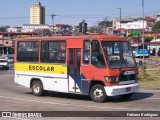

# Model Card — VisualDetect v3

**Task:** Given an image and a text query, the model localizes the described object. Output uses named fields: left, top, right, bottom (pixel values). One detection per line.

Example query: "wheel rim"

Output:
left=93, top=88, right=103, bottom=99
left=33, top=83, right=40, bottom=94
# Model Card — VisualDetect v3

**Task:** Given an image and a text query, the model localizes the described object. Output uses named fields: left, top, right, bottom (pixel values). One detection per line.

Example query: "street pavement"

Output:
left=0, top=64, right=160, bottom=120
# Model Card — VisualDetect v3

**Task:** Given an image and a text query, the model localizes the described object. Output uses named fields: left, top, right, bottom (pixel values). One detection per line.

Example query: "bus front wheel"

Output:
left=31, top=80, right=44, bottom=96
left=90, top=84, right=107, bottom=103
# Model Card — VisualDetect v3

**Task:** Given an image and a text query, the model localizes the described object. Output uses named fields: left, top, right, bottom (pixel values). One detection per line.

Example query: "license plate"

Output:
left=126, top=87, right=131, bottom=92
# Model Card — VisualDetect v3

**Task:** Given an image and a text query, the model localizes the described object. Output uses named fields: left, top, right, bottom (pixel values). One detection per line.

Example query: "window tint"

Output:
left=131, top=46, right=137, bottom=51
left=102, top=41, right=136, bottom=68
left=83, top=40, right=90, bottom=64
left=17, top=42, right=39, bottom=62
left=138, top=45, right=147, bottom=49
left=91, top=40, right=106, bottom=68
left=41, top=41, right=66, bottom=63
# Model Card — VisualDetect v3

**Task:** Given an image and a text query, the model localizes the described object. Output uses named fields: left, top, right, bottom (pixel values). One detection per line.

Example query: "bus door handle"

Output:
left=72, top=87, right=78, bottom=89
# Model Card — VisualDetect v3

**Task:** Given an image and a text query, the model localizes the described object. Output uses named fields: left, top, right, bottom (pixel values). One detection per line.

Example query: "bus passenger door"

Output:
left=68, top=48, right=81, bottom=93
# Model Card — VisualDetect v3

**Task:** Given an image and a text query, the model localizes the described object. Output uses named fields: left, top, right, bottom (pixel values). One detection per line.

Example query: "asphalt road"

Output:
left=0, top=64, right=160, bottom=120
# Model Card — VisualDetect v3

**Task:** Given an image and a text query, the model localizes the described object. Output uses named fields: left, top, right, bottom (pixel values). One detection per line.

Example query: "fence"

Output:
left=145, top=58, right=160, bottom=65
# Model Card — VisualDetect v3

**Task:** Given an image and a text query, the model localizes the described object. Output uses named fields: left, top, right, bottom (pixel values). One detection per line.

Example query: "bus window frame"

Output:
left=17, top=41, right=39, bottom=63
left=83, top=40, right=90, bottom=65
left=40, top=40, right=67, bottom=64
left=91, top=40, right=106, bottom=68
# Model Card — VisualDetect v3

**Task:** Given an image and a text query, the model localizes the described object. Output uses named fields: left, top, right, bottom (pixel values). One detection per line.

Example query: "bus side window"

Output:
left=41, top=41, right=66, bottom=63
left=91, top=40, right=106, bottom=68
left=17, top=42, right=39, bottom=62
left=83, top=40, right=90, bottom=64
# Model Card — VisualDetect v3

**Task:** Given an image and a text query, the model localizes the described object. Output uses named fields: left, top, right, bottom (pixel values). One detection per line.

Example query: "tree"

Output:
left=97, top=18, right=112, bottom=34
left=152, top=21, right=160, bottom=32
left=0, top=26, right=10, bottom=32
left=98, top=21, right=111, bottom=27
left=34, top=29, right=51, bottom=37
left=88, top=26, right=103, bottom=33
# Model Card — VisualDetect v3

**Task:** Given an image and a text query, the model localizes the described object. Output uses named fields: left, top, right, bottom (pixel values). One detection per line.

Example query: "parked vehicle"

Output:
left=0, top=54, right=14, bottom=63
left=0, top=59, right=9, bottom=70
left=6, top=56, right=14, bottom=63
left=131, top=43, right=149, bottom=58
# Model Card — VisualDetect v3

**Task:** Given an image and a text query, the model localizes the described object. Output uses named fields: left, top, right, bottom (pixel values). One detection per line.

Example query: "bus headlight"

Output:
left=105, top=76, right=119, bottom=83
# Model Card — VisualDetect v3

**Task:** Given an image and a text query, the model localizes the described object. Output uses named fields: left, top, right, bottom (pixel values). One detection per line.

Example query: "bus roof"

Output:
left=131, top=43, right=142, bottom=46
left=15, top=34, right=127, bottom=42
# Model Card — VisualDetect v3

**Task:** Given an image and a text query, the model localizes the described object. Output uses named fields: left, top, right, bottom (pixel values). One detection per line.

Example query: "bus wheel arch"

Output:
left=89, top=80, right=107, bottom=103
left=30, top=78, right=44, bottom=96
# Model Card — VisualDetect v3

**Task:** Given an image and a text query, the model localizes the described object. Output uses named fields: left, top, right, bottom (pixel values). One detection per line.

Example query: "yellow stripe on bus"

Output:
left=14, top=63, right=67, bottom=74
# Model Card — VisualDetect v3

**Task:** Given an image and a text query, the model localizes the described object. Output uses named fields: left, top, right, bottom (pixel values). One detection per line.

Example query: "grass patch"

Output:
left=138, top=64, right=160, bottom=89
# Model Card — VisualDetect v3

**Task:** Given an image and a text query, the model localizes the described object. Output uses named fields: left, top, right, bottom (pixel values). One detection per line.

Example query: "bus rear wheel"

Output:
left=31, top=80, right=44, bottom=96
left=90, top=84, right=107, bottom=103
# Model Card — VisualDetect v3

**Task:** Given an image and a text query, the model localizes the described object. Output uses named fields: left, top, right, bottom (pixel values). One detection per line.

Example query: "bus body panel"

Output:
left=131, top=44, right=149, bottom=57
left=14, top=35, right=140, bottom=101
left=14, top=63, right=70, bottom=93
left=15, top=71, right=32, bottom=88
left=104, top=83, right=140, bottom=96
left=67, top=39, right=83, bottom=48
left=80, top=66, right=91, bottom=94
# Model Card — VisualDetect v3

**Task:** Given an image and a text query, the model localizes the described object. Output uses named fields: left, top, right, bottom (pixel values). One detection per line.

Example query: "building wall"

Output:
left=0, top=40, right=14, bottom=47
left=41, top=7, right=45, bottom=24
left=115, top=20, right=147, bottom=30
left=22, top=24, right=51, bottom=33
left=30, top=2, right=45, bottom=24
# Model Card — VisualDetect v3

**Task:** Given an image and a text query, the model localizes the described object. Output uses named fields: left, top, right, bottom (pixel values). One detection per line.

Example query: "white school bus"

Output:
left=14, top=34, right=140, bottom=102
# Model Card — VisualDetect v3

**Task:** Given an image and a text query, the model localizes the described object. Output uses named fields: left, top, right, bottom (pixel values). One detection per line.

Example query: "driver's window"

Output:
left=104, top=42, right=120, bottom=61
left=91, top=40, right=106, bottom=68
left=112, top=42, right=120, bottom=60
left=83, top=40, right=90, bottom=64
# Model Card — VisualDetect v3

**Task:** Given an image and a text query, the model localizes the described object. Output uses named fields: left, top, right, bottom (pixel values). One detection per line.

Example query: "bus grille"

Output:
left=119, top=71, right=135, bottom=81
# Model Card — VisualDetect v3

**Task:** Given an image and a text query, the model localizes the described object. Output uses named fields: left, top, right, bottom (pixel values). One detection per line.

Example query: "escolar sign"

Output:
left=14, top=63, right=67, bottom=74
left=29, top=65, right=54, bottom=72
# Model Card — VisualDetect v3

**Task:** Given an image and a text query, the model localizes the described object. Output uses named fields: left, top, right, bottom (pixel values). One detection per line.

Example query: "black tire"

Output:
left=3, top=67, right=9, bottom=70
left=90, top=84, right=107, bottom=103
left=31, top=80, right=44, bottom=96
left=6, top=67, right=9, bottom=70
left=120, top=93, right=134, bottom=99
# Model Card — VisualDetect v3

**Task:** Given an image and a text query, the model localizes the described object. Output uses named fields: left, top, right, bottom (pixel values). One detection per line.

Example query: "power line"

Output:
left=0, top=16, right=29, bottom=19
left=0, top=10, right=160, bottom=20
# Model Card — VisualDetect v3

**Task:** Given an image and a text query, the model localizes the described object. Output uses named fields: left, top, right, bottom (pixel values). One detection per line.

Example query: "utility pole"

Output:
left=117, top=8, right=122, bottom=32
left=2, top=40, right=4, bottom=55
left=117, top=7, right=124, bottom=34
left=142, top=0, right=145, bottom=68
left=51, top=14, right=56, bottom=27
left=51, top=14, right=56, bottom=35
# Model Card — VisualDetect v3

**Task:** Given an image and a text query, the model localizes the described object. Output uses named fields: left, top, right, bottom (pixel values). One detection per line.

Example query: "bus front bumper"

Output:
left=104, top=83, right=140, bottom=96
left=135, top=54, right=149, bottom=57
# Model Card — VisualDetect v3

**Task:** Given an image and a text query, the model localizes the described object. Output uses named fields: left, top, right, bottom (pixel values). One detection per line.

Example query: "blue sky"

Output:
left=0, top=0, right=160, bottom=27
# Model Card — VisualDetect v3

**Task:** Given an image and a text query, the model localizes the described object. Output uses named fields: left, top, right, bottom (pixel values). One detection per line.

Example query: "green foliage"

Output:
left=152, top=21, right=160, bottom=32
left=0, top=26, right=10, bottom=32
left=98, top=21, right=112, bottom=27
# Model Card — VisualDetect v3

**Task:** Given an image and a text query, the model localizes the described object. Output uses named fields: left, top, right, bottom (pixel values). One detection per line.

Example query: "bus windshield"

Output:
left=138, top=45, right=147, bottom=50
left=102, top=41, right=136, bottom=68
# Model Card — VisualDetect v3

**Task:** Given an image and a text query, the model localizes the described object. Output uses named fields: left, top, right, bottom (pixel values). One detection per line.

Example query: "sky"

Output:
left=0, top=0, right=160, bottom=27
